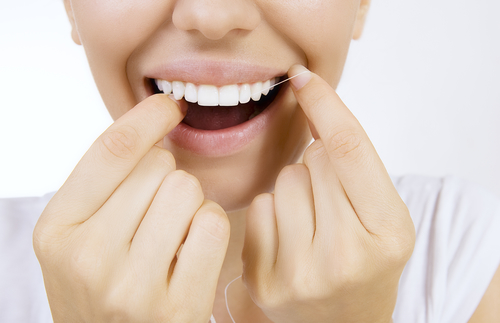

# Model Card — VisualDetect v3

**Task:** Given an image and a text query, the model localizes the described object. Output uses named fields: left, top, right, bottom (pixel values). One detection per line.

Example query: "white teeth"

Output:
left=154, top=77, right=278, bottom=106
left=239, top=84, right=251, bottom=104
left=251, top=82, right=262, bottom=101
left=269, top=78, right=276, bottom=91
left=155, top=79, right=163, bottom=92
left=172, top=81, right=185, bottom=100
left=219, top=85, right=239, bottom=106
left=198, top=85, right=219, bottom=106
left=262, top=80, right=271, bottom=96
left=184, top=83, right=197, bottom=103
left=162, top=80, right=172, bottom=95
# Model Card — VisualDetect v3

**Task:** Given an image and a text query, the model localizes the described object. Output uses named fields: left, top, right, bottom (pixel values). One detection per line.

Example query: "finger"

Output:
left=289, top=65, right=406, bottom=233
left=168, top=200, right=230, bottom=319
left=274, top=164, right=315, bottom=263
left=302, top=140, right=362, bottom=241
left=87, top=146, right=176, bottom=245
left=242, top=193, right=279, bottom=281
left=128, top=170, right=204, bottom=284
left=46, top=95, right=186, bottom=226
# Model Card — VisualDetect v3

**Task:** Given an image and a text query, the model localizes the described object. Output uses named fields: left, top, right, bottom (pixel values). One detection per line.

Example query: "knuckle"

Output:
left=68, top=244, right=100, bottom=284
left=32, top=223, right=51, bottom=259
left=341, top=260, right=365, bottom=285
left=100, top=280, right=152, bottom=322
left=102, top=295, right=138, bottom=322
left=381, top=232, right=416, bottom=265
left=196, top=203, right=230, bottom=244
left=337, top=266, right=365, bottom=290
left=100, top=125, right=141, bottom=160
left=149, top=147, right=176, bottom=172
left=277, top=165, right=297, bottom=180
left=248, top=193, right=275, bottom=217
left=243, top=272, right=284, bottom=311
left=251, top=192, right=274, bottom=206
left=303, top=140, right=328, bottom=165
left=277, top=164, right=308, bottom=183
left=250, top=283, right=280, bottom=310
left=334, top=246, right=370, bottom=288
left=325, top=127, right=364, bottom=160
left=377, top=205, right=416, bottom=265
left=165, top=170, right=202, bottom=196
left=32, top=219, right=68, bottom=262
left=288, top=273, right=319, bottom=303
left=200, top=199, right=226, bottom=216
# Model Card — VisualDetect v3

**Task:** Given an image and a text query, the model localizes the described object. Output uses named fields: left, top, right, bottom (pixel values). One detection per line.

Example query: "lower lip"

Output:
left=167, top=84, right=288, bottom=156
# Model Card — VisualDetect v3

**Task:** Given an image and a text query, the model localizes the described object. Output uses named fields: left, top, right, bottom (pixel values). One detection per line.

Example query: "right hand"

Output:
left=33, top=95, right=230, bottom=323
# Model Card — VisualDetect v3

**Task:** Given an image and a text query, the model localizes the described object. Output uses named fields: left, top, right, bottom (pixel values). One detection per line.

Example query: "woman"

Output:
left=3, top=0, right=499, bottom=322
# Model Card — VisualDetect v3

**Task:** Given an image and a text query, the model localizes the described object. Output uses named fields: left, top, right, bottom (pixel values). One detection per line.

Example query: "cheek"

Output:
left=71, top=0, right=174, bottom=119
left=262, top=0, right=359, bottom=85
left=72, top=0, right=171, bottom=51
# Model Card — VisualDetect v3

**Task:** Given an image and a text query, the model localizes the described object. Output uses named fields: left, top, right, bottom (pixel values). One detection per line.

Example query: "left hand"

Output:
left=242, top=65, right=415, bottom=323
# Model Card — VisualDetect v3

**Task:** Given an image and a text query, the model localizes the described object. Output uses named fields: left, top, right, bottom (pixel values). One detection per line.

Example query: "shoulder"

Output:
left=392, top=174, right=499, bottom=213
left=391, top=175, right=500, bottom=323
left=0, top=192, right=55, bottom=323
left=392, top=175, right=500, bottom=235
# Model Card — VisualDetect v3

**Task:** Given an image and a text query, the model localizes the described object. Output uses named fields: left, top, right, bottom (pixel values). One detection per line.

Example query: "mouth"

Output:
left=149, top=75, right=286, bottom=130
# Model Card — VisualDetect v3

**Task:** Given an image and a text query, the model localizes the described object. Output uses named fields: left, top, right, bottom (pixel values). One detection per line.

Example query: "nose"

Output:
left=172, top=0, right=261, bottom=40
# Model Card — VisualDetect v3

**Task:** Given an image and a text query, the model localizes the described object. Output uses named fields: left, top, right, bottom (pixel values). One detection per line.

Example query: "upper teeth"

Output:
left=154, top=78, right=278, bottom=106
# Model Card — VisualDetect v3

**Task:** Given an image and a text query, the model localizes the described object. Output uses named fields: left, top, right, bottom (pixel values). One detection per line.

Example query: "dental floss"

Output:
left=250, top=70, right=309, bottom=97
left=225, top=275, right=242, bottom=323
left=210, top=72, right=308, bottom=323
left=209, top=274, right=242, bottom=323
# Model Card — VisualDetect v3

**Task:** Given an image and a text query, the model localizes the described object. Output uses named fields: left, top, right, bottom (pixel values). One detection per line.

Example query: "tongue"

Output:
left=182, top=102, right=256, bottom=130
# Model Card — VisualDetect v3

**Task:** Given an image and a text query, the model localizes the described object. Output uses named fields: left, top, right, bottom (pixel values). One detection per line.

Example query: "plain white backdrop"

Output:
left=1, top=0, right=499, bottom=198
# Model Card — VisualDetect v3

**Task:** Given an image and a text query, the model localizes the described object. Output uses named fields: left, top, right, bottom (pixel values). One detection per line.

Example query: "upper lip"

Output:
left=144, top=59, right=286, bottom=86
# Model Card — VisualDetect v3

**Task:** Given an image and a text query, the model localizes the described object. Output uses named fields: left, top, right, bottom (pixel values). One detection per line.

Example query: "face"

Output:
left=64, top=0, right=369, bottom=212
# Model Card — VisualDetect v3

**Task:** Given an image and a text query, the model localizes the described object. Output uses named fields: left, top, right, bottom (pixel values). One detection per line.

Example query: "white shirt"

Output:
left=0, top=193, right=55, bottom=323
left=1, top=175, right=499, bottom=323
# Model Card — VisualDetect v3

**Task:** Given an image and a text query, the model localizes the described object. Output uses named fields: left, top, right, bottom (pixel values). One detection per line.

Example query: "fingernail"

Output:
left=289, top=65, right=312, bottom=90
left=168, top=94, right=188, bottom=114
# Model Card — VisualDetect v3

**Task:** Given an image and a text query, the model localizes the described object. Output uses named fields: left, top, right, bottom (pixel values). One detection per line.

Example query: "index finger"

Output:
left=288, top=65, right=406, bottom=229
left=46, top=94, right=186, bottom=225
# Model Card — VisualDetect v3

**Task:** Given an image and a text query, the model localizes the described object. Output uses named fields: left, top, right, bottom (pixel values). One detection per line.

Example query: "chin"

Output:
left=202, top=180, right=271, bottom=213
left=172, top=151, right=282, bottom=213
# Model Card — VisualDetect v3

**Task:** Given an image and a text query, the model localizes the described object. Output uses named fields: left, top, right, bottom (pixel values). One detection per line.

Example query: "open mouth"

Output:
left=149, top=76, right=286, bottom=130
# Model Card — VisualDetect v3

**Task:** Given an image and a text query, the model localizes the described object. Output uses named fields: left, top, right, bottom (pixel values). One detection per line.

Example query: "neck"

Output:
left=219, top=207, right=247, bottom=287
left=212, top=207, right=271, bottom=323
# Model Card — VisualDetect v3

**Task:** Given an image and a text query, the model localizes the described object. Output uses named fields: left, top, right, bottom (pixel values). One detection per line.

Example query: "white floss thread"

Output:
left=225, top=275, right=242, bottom=323
left=209, top=274, right=242, bottom=323
left=250, top=70, right=310, bottom=97
left=210, top=71, right=309, bottom=323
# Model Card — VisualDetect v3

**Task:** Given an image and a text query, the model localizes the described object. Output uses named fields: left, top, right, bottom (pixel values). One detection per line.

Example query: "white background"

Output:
left=1, top=0, right=499, bottom=198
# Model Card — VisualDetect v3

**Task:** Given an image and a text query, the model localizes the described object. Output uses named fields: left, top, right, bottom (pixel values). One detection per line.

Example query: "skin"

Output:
left=62, top=0, right=365, bottom=212
left=32, top=0, right=499, bottom=322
